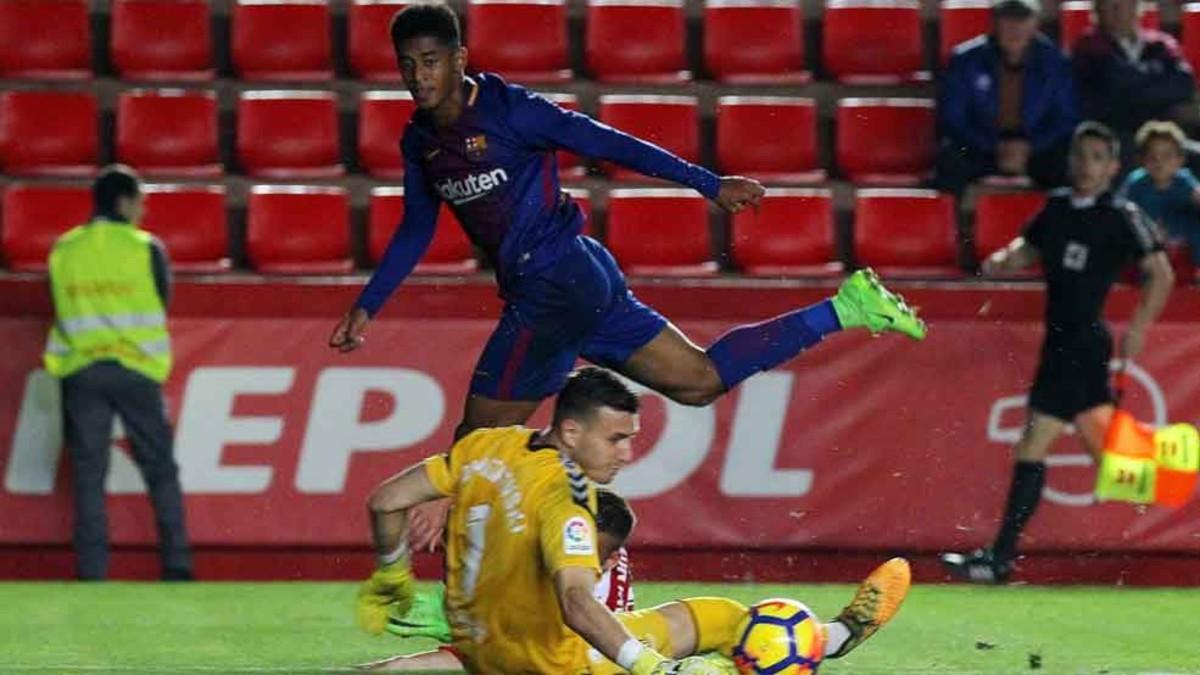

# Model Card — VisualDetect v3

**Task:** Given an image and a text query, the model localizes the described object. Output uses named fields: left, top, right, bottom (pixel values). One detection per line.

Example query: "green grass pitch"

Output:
left=0, top=581, right=1197, bottom=674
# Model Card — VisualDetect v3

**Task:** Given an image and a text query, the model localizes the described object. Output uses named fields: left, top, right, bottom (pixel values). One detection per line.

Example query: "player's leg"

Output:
left=592, top=268, right=925, bottom=407
left=942, top=410, right=1066, bottom=582
left=354, top=647, right=463, bottom=672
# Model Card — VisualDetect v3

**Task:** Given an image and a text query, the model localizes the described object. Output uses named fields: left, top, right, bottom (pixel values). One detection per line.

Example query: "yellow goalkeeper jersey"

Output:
left=423, top=426, right=600, bottom=674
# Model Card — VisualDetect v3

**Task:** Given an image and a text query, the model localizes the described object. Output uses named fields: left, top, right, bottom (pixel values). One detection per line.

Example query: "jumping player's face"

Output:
left=563, top=407, right=639, bottom=484
left=1069, top=136, right=1119, bottom=197
left=395, top=36, right=465, bottom=110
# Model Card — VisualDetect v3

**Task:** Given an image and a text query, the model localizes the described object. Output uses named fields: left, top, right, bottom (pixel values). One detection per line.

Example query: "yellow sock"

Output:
left=681, top=597, right=748, bottom=655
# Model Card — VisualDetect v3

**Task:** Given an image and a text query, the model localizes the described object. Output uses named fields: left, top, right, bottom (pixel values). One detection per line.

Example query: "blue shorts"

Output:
left=470, top=236, right=667, bottom=401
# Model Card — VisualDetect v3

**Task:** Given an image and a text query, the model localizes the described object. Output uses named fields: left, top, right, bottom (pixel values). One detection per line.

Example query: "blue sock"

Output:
left=705, top=300, right=842, bottom=390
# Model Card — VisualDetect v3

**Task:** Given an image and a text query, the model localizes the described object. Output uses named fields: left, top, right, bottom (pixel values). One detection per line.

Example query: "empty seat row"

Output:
left=0, top=90, right=935, bottom=184
left=5, top=0, right=1171, bottom=86
left=16, top=182, right=1189, bottom=281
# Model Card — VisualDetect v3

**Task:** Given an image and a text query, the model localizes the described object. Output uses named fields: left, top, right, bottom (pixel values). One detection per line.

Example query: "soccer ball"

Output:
left=731, top=598, right=825, bottom=674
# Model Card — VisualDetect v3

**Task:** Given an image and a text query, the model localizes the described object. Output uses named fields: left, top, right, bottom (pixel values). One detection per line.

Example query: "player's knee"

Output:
left=667, top=387, right=722, bottom=407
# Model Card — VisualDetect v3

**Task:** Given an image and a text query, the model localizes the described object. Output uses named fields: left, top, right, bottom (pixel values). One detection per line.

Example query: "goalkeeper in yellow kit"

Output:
left=355, top=367, right=911, bottom=674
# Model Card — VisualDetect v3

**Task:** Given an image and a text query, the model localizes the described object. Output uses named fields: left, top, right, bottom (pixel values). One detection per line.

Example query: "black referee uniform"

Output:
left=1024, top=188, right=1164, bottom=422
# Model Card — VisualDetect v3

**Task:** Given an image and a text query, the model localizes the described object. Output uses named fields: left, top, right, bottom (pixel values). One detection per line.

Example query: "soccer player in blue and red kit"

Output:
left=328, top=3, right=927, bottom=547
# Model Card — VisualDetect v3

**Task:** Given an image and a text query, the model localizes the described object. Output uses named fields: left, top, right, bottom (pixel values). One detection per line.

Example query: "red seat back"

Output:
left=0, top=90, right=97, bottom=176
left=973, top=191, right=1047, bottom=260
left=823, top=0, right=924, bottom=83
left=704, top=1, right=806, bottom=83
left=141, top=184, right=228, bottom=266
left=349, top=0, right=408, bottom=81
left=232, top=0, right=332, bottom=80
left=716, top=96, right=819, bottom=180
left=1184, top=5, right=1200, bottom=76
left=246, top=186, right=350, bottom=272
left=112, top=0, right=213, bottom=80
left=597, top=95, right=698, bottom=180
left=939, top=0, right=990, bottom=64
left=586, top=0, right=688, bottom=83
left=606, top=189, right=714, bottom=273
left=1, top=184, right=92, bottom=271
left=358, top=91, right=416, bottom=179
left=237, top=91, right=343, bottom=178
left=0, top=0, right=90, bottom=79
left=854, top=189, right=958, bottom=268
left=117, top=89, right=220, bottom=176
left=468, top=0, right=569, bottom=82
left=368, top=188, right=477, bottom=271
left=731, top=188, right=836, bottom=273
left=836, top=98, right=935, bottom=183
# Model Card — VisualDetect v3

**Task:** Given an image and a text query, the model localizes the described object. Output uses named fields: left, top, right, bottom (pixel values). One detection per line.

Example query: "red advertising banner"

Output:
left=2, top=293, right=1199, bottom=554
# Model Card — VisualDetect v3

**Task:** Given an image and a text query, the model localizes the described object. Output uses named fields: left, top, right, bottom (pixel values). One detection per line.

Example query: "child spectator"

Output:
left=1120, top=121, right=1200, bottom=265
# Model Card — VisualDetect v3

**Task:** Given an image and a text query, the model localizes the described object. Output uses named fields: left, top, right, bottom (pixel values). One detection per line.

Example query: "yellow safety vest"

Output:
left=44, top=220, right=172, bottom=383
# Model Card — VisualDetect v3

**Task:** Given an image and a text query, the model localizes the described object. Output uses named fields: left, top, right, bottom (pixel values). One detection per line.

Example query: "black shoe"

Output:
left=940, top=548, right=1011, bottom=584
left=162, top=567, right=195, bottom=582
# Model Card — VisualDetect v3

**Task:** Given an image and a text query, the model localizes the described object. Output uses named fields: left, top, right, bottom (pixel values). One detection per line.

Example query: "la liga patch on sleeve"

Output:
left=562, top=516, right=595, bottom=556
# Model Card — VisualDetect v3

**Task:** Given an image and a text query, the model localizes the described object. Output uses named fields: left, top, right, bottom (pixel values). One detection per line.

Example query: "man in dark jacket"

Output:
left=935, top=0, right=1077, bottom=196
left=1072, top=0, right=1197, bottom=166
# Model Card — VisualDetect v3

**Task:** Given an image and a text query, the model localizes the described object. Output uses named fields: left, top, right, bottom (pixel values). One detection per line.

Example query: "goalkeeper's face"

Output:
left=562, top=406, right=639, bottom=485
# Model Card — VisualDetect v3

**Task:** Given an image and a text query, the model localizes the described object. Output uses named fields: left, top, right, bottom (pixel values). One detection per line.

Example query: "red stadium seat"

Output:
left=823, top=0, right=927, bottom=84
left=1, top=183, right=92, bottom=271
left=704, top=0, right=810, bottom=84
left=940, top=0, right=991, bottom=65
left=141, top=184, right=229, bottom=272
left=0, top=90, right=97, bottom=177
left=468, top=0, right=570, bottom=83
left=237, top=91, right=343, bottom=178
left=0, top=0, right=90, bottom=80
left=111, top=0, right=214, bottom=81
left=715, top=96, right=823, bottom=184
left=358, top=91, right=416, bottom=179
left=853, top=189, right=961, bottom=277
left=349, top=0, right=407, bottom=81
left=1062, top=1, right=1158, bottom=53
left=544, top=93, right=585, bottom=179
left=116, top=89, right=221, bottom=177
left=597, top=95, right=699, bottom=181
left=586, top=0, right=689, bottom=83
left=246, top=185, right=352, bottom=273
left=232, top=0, right=332, bottom=81
left=731, top=188, right=840, bottom=277
left=836, top=98, right=936, bottom=184
left=565, top=188, right=594, bottom=235
left=973, top=191, right=1046, bottom=265
left=605, top=188, right=716, bottom=276
left=368, top=187, right=478, bottom=274
left=1184, top=5, right=1200, bottom=76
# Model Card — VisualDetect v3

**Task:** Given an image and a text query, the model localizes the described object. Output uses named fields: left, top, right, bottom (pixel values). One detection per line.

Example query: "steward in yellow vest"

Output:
left=44, top=165, right=192, bottom=581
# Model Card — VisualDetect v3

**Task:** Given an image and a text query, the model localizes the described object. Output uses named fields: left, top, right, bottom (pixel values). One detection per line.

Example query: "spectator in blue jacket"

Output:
left=934, top=0, right=1077, bottom=196
left=1072, top=0, right=1197, bottom=163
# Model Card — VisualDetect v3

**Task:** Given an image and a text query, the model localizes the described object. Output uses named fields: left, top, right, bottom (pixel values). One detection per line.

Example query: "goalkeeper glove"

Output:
left=355, top=560, right=415, bottom=635
left=630, top=651, right=734, bottom=675
left=386, top=585, right=451, bottom=643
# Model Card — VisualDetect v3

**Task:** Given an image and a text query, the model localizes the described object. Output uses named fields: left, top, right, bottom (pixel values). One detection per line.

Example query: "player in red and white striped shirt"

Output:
left=358, top=489, right=636, bottom=671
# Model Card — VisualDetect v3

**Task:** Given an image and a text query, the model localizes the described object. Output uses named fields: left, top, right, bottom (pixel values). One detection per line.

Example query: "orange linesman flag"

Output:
left=1095, top=409, right=1200, bottom=507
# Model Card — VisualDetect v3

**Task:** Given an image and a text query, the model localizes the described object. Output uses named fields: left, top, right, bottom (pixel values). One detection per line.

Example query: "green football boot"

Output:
left=831, top=268, right=927, bottom=340
left=386, top=585, right=451, bottom=643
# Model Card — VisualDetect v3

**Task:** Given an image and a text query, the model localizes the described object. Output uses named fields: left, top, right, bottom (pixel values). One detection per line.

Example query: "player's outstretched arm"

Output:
left=331, top=154, right=440, bottom=353
left=1122, top=250, right=1174, bottom=359
left=357, top=461, right=449, bottom=635
left=555, top=567, right=673, bottom=674
left=981, top=237, right=1039, bottom=275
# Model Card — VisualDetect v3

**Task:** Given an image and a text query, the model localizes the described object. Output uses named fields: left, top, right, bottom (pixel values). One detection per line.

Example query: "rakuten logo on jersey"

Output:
left=435, top=168, right=508, bottom=205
